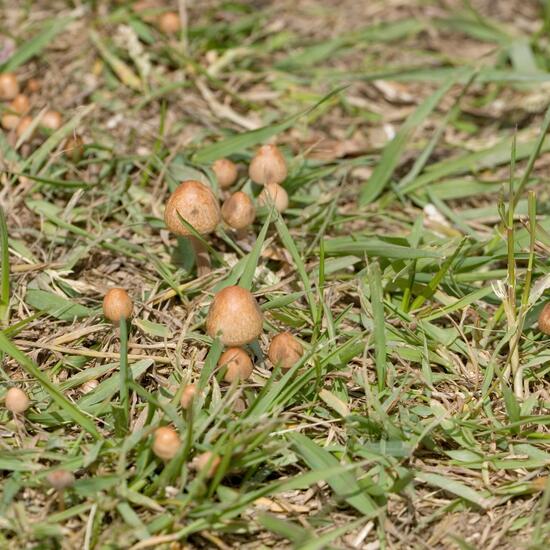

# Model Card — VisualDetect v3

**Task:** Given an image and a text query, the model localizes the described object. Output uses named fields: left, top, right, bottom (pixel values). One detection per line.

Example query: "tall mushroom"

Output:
left=249, top=144, right=287, bottom=186
left=164, top=180, right=221, bottom=276
left=206, top=286, right=263, bottom=346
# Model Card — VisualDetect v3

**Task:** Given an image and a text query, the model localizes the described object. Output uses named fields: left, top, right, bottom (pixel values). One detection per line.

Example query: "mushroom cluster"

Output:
left=0, top=71, right=84, bottom=157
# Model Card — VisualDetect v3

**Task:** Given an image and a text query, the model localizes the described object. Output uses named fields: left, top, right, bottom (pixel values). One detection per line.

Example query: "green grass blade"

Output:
left=369, top=262, right=387, bottom=392
left=0, top=206, right=9, bottom=324
left=193, top=87, right=346, bottom=164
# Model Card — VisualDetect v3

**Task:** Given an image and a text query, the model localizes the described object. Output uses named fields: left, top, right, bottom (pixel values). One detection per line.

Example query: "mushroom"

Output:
left=218, top=347, right=253, bottom=383
left=206, top=285, right=263, bottom=346
left=5, top=387, right=30, bottom=414
left=0, top=73, right=19, bottom=101
left=249, top=144, right=287, bottom=186
left=158, top=11, right=181, bottom=34
left=538, top=303, right=550, bottom=334
left=26, top=78, right=40, bottom=93
left=41, top=110, right=62, bottom=131
left=164, top=180, right=221, bottom=276
left=191, top=451, right=220, bottom=478
left=47, top=469, right=75, bottom=511
left=268, top=332, right=304, bottom=370
left=103, top=288, right=133, bottom=323
left=16, top=115, right=34, bottom=141
left=258, top=183, right=289, bottom=213
left=212, top=158, right=238, bottom=189
left=10, top=94, right=30, bottom=115
left=1, top=113, right=19, bottom=131
left=221, top=191, right=256, bottom=237
left=180, top=383, right=197, bottom=410
left=153, top=426, right=181, bottom=461
left=64, top=134, right=85, bottom=163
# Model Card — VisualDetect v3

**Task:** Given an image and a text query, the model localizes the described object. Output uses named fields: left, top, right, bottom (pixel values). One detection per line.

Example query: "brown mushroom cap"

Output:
left=16, top=116, right=34, bottom=140
left=103, top=288, right=133, bottom=322
left=206, top=286, right=263, bottom=346
left=153, top=426, right=181, bottom=460
left=218, top=347, right=254, bottom=383
left=47, top=470, right=75, bottom=491
left=5, top=387, right=30, bottom=414
left=258, top=183, right=289, bottom=213
left=10, top=94, right=30, bottom=115
left=191, top=451, right=220, bottom=478
left=221, top=192, right=256, bottom=230
left=0, top=73, right=19, bottom=101
left=212, top=158, right=238, bottom=189
left=64, top=135, right=85, bottom=163
left=158, top=11, right=181, bottom=34
left=268, top=332, right=304, bottom=370
left=538, top=303, right=550, bottom=335
left=164, top=180, right=221, bottom=236
left=249, top=144, right=287, bottom=185
left=1, top=113, right=19, bottom=131
left=180, top=383, right=198, bottom=410
left=42, top=110, right=62, bottom=131
left=26, top=78, right=40, bottom=93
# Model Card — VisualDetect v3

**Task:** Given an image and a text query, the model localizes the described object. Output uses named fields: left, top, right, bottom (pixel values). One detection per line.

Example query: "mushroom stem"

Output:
left=58, top=489, right=65, bottom=512
left=189, top=235, right=211, bottom=277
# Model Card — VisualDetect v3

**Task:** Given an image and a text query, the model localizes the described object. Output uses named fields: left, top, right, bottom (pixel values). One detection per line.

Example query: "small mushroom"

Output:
left=206, top=285, right=263, bottom=346
left=16, top=115, right=34, bottom=141
left=221, top=191, right=256, bottom=236
left=103, top=288, right=133, bottom=323
left=0, top=73, right=19, bottom=100
left=258, top=183, right=289, bottom=213
left=180, top=383, right=197, bottom=410
left=153, top=426, right=181, bottom=461
left=218, top=347, right=253, bottom=383
left=64, top=135, right=85, bottom=163
left=47, top=469, right=75, bottom=511
left=538, top=303, right=550, bottom=334
left=10, top=94, right=30, bottom=115
left=249, top=144, right=287, bottom=186
left=158, top=11, right=181, bottom=34
left=5, top=387, right=30, bottom=414
left=191, top=451, right=220, bottom=478
left=26, top=78, right=40, bottom=93
left=1, top=113, right=19, bottom=131
left=268, top=332, right=304, bottom=370
left=164, top=180, right=221, bottom=276
left=212, top=158, right=238, bottom=189
left=41, top=110, right=62, bottom=131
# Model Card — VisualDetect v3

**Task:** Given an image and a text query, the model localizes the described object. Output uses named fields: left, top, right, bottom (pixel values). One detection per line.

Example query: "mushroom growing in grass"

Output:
left=47, top=469, right=75, bottom=511
left=164, top=180, right=221, bottom=276
left=221, top=191, right=256, bottom=237
left=153, top=426, right=181, bottom=461
left=268, top=332, right=304, bottom=370
left=191, top=451, right=221, bottom=479
left=180, top=383, right=197, bottom=410
left=213, top=158, right=238, bottom=189
left=249, top=144, right=287, bottom=186
left=10, top=94, right=30, bottom=115
left=1, top=113, right=19, bottom=131
left=538, top=303, right=550, bottom=334
left=218, top=347, right=253, bottom=383
left=258, top=183, right=289, bottom=213
left=41, top=110, right=62, bottom=131
left=103, top=288, right=133, bottom=322
left=206, top=285, right=263, bottom=346
left=5, top=387, right=30, bottom=415
left=103, top=288, right=133, bottom=431
left=15, top=115, right=33, bottom=141
left=0, top=73, right=19, bottom=100
left=158, top=11, right=181, bottom=34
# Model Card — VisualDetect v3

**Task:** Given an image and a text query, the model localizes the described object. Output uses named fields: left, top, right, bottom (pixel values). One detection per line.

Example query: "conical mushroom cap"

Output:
left=249, top=144, right=287, bottom=185
left=538, top=303, right=550, bottom=335
left=206, top=286, right=263, bottom=346
left=164, top=180, right=221, bottom=236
